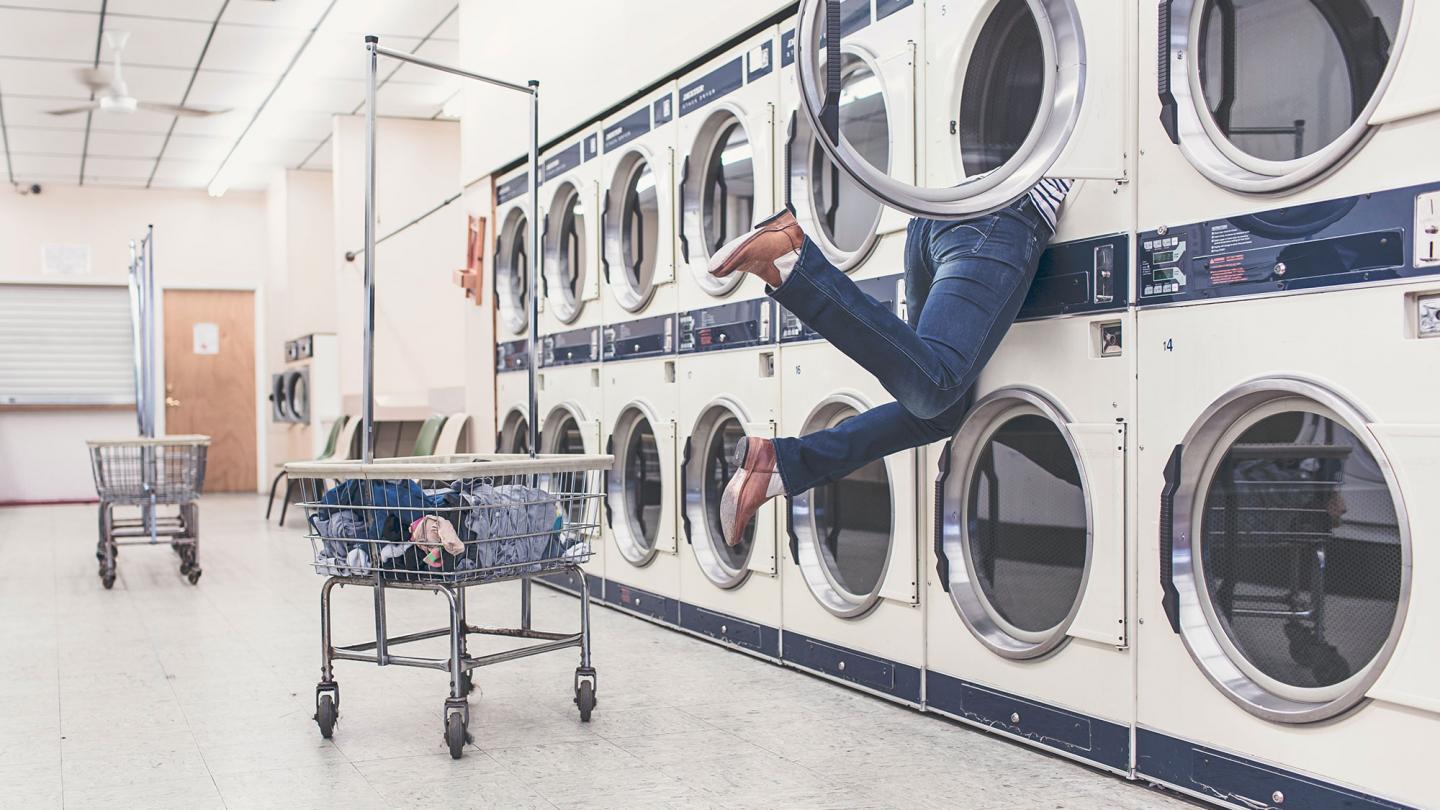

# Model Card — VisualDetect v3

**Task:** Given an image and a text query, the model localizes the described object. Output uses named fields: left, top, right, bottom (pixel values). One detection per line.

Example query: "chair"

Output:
left=433, top=413, right=471, bottom=455
left=411, top=414, right=448, bottom=457
left=267, top=416, right=352, bottom=526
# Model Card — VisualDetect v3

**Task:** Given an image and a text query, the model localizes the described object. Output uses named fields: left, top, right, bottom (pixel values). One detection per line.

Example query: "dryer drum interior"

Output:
left=1169, top=381, right=1410, bottom=723
left=604, top=152, right=661, bottom=313
left=791, top=398, right=894, bottom=618
left=498, top=410, right=530, bottom=455
left=544, top=181, right=588, bottom=323
left=686, top=404, right=757, bottom=588
left=542, top=408, right=586, bottom=456
left=685, top=110, right=756, bottom=295
left=1164, top=0, right=1406, bottom=190
left=271, top=374, right=292, bottom=422
left=496, top=207, right=530, bottom=333
left=609, top=405, right=666, bottom=565
left=943, top=391, right=1091, bottom=659
left=286, top=370, right=309, bottom=425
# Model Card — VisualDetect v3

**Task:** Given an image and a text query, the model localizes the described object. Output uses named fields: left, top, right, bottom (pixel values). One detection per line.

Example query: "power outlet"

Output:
left=1416, top=191, right=1440, bottom=268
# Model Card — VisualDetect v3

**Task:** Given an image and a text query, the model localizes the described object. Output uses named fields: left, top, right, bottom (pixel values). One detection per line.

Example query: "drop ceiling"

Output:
left=0, top=0, right=460, bottom=191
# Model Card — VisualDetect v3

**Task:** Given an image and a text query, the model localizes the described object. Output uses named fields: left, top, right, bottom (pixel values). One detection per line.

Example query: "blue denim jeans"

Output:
left=770, top=196, right=1051, bottom=495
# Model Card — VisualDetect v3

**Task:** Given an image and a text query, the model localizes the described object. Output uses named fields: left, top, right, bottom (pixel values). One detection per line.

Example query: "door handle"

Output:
left=165, top=396, right=181, bottom=408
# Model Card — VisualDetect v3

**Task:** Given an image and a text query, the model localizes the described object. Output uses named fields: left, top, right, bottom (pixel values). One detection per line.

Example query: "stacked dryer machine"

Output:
left=494, top=164, right=534, bottom=454
left=273, top=334, right=340, bottom=457
left=788, top=0, right=1139, bottom=744
left=597, top=84, right=686, bottom=624
left=672, top=27, right=786, bottom=658
left=773, top=2, right=928, bottom=702
left=536, top=126, right=607, bottom=595
left=1133, top=1, right=1440, bottom=806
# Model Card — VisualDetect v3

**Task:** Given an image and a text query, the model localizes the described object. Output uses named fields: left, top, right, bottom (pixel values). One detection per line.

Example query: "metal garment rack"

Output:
left=127, top=225, right=159, bottom=543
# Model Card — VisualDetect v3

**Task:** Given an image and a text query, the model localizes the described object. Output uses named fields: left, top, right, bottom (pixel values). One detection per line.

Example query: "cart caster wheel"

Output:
left=460, top=673, right=474, bottom=696
left=187, top=569, right=202, bottom=585
left=101, top=573, right=115, bottom=590
left=315, top=694, right=337, bottom=739
left=575, top=680, right=596, bottom=723
left=445, top=712, right=467, bottom=759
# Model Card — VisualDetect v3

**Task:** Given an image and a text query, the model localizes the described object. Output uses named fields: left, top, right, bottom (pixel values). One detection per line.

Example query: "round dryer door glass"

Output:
left=1195, top=0, right=1403, bottom=162
left=702, top=119, right=756, bottom=256
left=1197, top=411, right=1403, bottom=692
left=608, top=156, right=661, bottom=311
left=621, top=416, right=664, bottom=554
left=545, top=183, right=587, bottom=322
left=288, top=373, right=309, bottom=423
left=496, top=210, right=530, bottom=333
left=499, top=413, right=529, bottom=454
left=546, top=413, right=585, bottom=455
left=957, top=0, right=1045, bottom=175
left=809, top=54, right=889, bottom=258
left=704, top=415, right=755, bottom=574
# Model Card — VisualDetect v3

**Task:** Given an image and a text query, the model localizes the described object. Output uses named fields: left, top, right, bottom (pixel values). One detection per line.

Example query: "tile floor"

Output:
left=0, top=496, right=1198, bottom=809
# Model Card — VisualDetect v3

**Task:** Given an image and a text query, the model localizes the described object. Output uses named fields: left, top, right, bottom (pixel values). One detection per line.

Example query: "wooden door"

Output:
left=163, top=290, right=256, bottom=492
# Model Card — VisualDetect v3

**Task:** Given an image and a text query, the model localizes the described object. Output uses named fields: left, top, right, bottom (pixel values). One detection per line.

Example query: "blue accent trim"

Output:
left=541, top=141, right=584, bottom=183
left=680, top=57, right=745, bottom=117
left=927, top=671, right=1130, bottom=771
left=780, top=273, right=904, bottom=343
left=1018, top=233, right=1131, bottom=321
left=876, top=0, right=914, bottom=21
left=677, top=298, right=778, bottom=354
left=603, top=313, right=677, bottom=361
left=496, top=173, right=529, bottom=204
left=536, top=570, right=601, bottom=598
left=819, top=0, right=872, bottom=46
left=1137, top=180, right=1440, bottom=306
left=496, top=339, right=530, bottom=373
left=781, top=29, right=796, bottom=67
left=653, top=95, right=674, bottom=126
left=746, top=40, right=775, bottom=83
left=583, top=134, right=599, bottom=162
left=604, top=580, right=679, bottom=624
left=1136, top=728, right=1413, bottom=809
left=679, top=603, right=780, bottom=657
left=605, top=106, right=652, bottom=153
left=781, top=630, right=921, bottom=703
left=540, top=327, right=601, bottom=368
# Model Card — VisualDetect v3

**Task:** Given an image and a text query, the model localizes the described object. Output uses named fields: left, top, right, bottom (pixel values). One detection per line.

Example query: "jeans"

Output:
left=770, top=196, right=1051, bottom=495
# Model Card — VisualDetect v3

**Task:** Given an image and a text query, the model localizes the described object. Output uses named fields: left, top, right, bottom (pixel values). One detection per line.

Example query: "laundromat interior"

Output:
left=2, top=0, right=1438, bottom=807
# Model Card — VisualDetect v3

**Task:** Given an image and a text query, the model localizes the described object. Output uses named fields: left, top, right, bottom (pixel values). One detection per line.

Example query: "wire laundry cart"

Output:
left=87, top=436, right=210, bottom=588
left=288, top=453, right=609, bottom=759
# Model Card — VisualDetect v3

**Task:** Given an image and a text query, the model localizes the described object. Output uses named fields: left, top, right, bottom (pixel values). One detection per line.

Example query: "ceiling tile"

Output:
left=82, top=174, right=149, bottom=187
left=219, top=0, right=333, bottom=30
left=171, top=106, right=253, bottom=137
left=297, top=32, right=421, bottom=81
left=83, top=155, right=157, bottom=178
left=87, top=130, right=166, bottom=157
left=203, top=23, right=307, bottom=74
left=149, top=157, right=212, bottom=185
left=0, top=2, right=101, bottom=11
left=249, top=108, right=334, bottom=142
left=102, top=15, right=211, bottom=69
left=323, top=0, right=458, bottom=39
left=184, top=70, right=275, bottom=109
left=85, top=106, right=176, bottom=133
left=10, top=153, right=81, bottom=180
left=0, top=7, right=99, bottom=61
left=2, top=126, right=87, bottom=155
left=160, top=133, right=230, bottom=162
left=300, top=143, right=332, bottom=169
left=0, top=58, right=90, bottom=99
left=109, top=0, right=226, bottom=23
left=375, top=81, right=450, bottom=118
left=269, top=76, right=363, bottom=114
left=0, top=96, right=92, bottom=129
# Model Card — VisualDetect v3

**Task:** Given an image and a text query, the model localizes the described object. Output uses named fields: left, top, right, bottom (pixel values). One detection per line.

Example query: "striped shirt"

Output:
left=1027, top=178, right=1072, bottom=233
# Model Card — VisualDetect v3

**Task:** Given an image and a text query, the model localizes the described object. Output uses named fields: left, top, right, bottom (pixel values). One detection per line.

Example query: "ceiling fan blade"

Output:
left=137, top=101, right=232, bottom=118
left=46, top=102, right=102, bottom=116
left=76, top=67, right=113, bottom=92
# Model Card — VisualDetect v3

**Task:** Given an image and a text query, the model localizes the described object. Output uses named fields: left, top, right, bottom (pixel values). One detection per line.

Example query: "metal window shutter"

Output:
left=0, top=284, right=136, bottom=406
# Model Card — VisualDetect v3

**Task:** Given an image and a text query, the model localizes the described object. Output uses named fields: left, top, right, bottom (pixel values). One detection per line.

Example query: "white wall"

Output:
left=0, top=184, right=269, bottom=502
left=457, top=0, right=793, bottom=180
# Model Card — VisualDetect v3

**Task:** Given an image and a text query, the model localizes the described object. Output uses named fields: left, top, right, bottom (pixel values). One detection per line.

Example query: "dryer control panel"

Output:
left=677, top=298, right=775, bottom=354
left=1139, top=181, right=1440, bottom=306
left=603, top=314, right=675, bottom=361
left=1018, top=233, right=1130, bottom=321
left=540, top=326, right=600, bottom=368
left=496, top=339, right=530, bottom=373
left=780, top=274, right=905, bottom=344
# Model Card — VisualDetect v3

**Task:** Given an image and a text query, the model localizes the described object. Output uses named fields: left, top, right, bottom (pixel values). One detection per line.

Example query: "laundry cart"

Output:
left=287, top=453, right=609, bottom=759
left=87, top=435, right=210, bottom=589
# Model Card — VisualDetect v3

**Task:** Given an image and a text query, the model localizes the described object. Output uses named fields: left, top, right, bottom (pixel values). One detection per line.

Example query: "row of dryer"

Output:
left=491, top=2, right=1439, bottom=808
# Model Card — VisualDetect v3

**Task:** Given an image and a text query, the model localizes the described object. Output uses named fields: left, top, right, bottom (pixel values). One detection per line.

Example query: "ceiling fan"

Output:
left=46, top=32, right=231, bottom=118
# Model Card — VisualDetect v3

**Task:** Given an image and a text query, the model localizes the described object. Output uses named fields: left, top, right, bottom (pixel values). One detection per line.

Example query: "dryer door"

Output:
left=1158, top=0, right=1411, bottom=192
left=684, top=403, right=771, bottom=588
left=608, top=405, right=676, bottom=565
left=542, top=180, right=594, bottom=324
left=795, top=0, right=1118, bottom=218
left=495, top=205, right=531, bottom=334
left=604, top=145, right=675, bottom=313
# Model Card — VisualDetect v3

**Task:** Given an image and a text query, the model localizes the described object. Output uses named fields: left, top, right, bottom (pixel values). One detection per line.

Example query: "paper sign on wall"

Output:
left=41, top=243, right=90, bottom=275
left=193, top=322, right=220, bottom=355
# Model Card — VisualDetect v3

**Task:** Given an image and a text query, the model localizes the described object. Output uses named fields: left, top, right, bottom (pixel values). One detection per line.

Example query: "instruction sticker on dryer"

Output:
left=193, top=322, right=219, bottom=355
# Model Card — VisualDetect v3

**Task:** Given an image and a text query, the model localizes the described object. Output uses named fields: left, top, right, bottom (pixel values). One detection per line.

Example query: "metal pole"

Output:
left=362, top=36, right=379, bottom=464
left=127, top=240, right=144, bottom=436
left=526, top=80, right=541, bottom=459
left=145, top=225, right=155, bottom=438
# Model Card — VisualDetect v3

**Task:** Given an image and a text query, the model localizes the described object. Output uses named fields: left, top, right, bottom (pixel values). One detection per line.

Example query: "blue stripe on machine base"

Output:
left=604, top=581, right=679, bottom=625
left=781, top=631, right=921, bottom=703
left=605, top=106, right=652, bottom=153
left=496, top=172, right=529, bottom=204
left=1136, top=729, right=1413, bottom=809
left=876, top=0, right=914, bottom=21
left=536, top=570, right=601, bottom=598
left=603, top=313, right=676, bottom=361
left=679, top=603, right=780, bottom=658
left=926, top=671, right=1130, bottom=771
left=541, top=327, right=601, bottom=367
left=680, top=56, right=745, bottom=117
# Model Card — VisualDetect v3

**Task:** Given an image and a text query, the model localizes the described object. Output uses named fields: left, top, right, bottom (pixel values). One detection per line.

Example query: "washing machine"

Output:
left=775, top=273, right=926, bottom=701
left=675, top=26, right=781, bottom=310
left=536, top=324, right=604, bottom=596
left=598, top=312, right=682, bottom=625
left=540, top=125, right=605, bottom=336
left=670, top=295, right=783, bottom=657
left=1133, top=2, right=1440, bottom=805
left=278, top=334, right=339, bottom=455
left=494, top=164, right=534, bottom=346
left=600, top=83, right=679, bottom=323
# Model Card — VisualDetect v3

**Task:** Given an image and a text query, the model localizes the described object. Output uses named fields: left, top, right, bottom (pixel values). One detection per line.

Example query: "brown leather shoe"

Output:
left=719, top=437, right=781, bottom=548
left=707, top=209, right=803, bottom=288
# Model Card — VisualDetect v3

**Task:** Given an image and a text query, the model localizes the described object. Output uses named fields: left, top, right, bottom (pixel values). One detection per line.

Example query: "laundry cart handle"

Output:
left=932, top=439, right=954, bottom=592
left=1157, top=0, right=1180, bottom=144
left=1159, top=444, right=1183, bottom=633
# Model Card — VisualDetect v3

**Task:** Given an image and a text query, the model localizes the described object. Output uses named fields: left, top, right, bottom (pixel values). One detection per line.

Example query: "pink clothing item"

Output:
left=410, top=515, right=464, bottom=568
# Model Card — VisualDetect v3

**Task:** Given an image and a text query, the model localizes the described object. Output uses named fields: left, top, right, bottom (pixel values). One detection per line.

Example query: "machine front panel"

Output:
left=780, top=273, right=904, bottom=343
left=677, top=298, right=777, bottom=354
left=540, top=326, right=601, bottom=368
left=603, top=314, right=675, bottom=362
left=496, top=339, right=530, bottom=373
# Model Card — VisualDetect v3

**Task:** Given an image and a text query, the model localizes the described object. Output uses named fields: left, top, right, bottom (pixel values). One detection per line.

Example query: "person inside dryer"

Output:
left=708, top=180, right=1070, bottom=547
